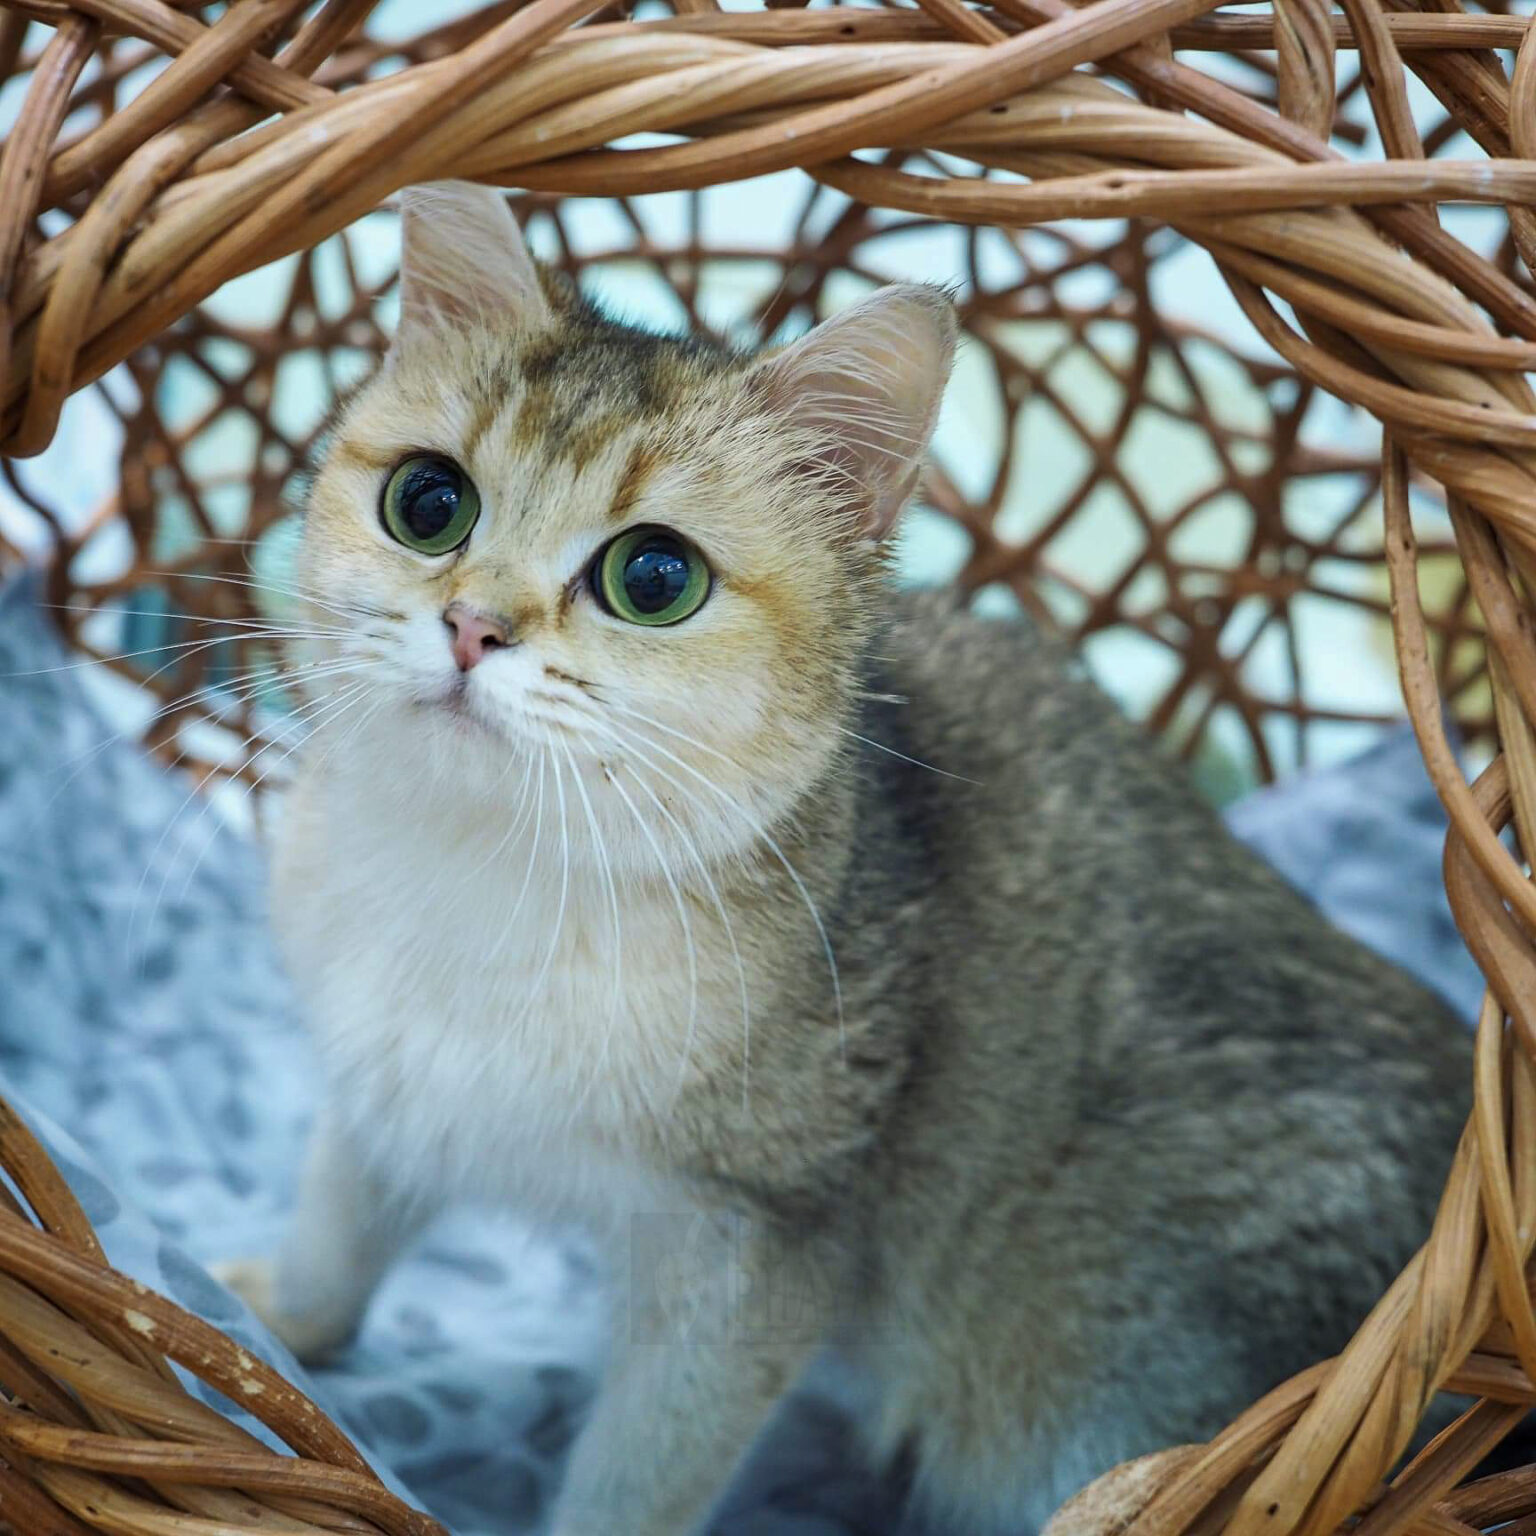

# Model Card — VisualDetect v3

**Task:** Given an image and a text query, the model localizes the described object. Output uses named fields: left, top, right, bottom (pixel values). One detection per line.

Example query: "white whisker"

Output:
left=31, top=601, right=353, bottom=636
left=41, top=652, right=378, bottom=815
left=6, top=629, right=330, bottom=678
left=128, top=677, right=373, bottom=965
left=581, top=719, right=753, bottom=1101
left=838, top=728, right=980, bottom=785
left=504, top=752, right=549, bottom=935
left=464, top=748, right=540, bottom=883
left=603, top=711, right=845, bottom=1066
left=604, top=763, right=701, bottom=1113
left=502, top=747, right=570, bottom=1041
left=563, top=743, right=628, bottom=1124
left=171, top=680, right=378, bottom=902
left=143, top=568, right=400, bottom=625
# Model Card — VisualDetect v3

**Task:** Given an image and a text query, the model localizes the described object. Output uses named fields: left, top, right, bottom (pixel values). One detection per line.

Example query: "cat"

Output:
left=220, top=180, right=1472, bottom=1536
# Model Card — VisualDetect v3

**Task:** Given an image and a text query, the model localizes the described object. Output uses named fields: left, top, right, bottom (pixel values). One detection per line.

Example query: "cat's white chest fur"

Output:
left=274, top=755, right=694, bottom=1230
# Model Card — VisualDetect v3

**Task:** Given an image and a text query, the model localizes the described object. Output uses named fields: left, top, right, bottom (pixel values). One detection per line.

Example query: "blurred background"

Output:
left=0, top=7, right=1519, bottom=1532
left=0, top=0, right=1506, bottom=830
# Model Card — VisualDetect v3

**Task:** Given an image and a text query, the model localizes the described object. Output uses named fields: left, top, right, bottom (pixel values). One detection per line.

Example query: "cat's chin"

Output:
left=412, top=689, right=507, bottom=745
left=410, top=688, right=592, bottom=759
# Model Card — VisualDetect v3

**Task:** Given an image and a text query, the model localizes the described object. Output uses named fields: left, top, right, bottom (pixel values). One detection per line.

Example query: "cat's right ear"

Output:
left=392, top=181, right=550, bottom=353
left=745, top=284, right=956, bottom=542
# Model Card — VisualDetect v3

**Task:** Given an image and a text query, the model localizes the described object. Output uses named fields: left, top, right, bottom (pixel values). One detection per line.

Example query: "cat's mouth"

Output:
left=416, top=679, right=502, bottom=740
left=417, top=679, right=595, bottom=751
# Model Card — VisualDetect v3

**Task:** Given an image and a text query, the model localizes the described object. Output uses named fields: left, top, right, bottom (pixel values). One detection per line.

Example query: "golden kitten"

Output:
left=223, top=182, right=1469, bottom=1535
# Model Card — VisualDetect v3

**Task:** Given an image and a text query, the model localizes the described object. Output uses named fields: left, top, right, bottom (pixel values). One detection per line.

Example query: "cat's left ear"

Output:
left=393, top=181, right=550, bottom=350
left=748, top=285, right=956, bottom=540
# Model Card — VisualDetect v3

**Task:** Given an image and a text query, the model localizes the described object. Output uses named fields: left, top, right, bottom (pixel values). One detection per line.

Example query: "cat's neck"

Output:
left=304, top=701, right=857, bottom=902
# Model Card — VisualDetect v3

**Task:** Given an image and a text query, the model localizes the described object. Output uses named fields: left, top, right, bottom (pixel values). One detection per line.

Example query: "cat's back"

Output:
left=865, top=587, right=1469, bottom=1084
left=858, top=586, right=1301, bottom=990
left=856, top=585, right=1469, bottom=1245
left=846, top=591, right=1471, bottom=1494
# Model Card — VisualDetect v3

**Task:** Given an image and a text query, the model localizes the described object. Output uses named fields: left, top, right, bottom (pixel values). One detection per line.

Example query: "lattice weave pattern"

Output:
left=0, top=1102, right=445, bottom=1535
left=3, top=4, right=1536, bottom=1536
left=14, top=204, right=1469, bottom=796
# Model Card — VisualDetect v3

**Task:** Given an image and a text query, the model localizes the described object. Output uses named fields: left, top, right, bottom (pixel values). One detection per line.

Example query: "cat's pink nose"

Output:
left=443, top=602, right=511, bottom=672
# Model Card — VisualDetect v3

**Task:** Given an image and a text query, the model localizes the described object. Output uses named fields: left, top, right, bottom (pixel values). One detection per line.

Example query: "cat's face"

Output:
left=295, top=183, right=954, bottom=868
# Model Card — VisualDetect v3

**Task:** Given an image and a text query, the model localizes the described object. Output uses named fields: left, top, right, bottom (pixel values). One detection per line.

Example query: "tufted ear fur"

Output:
left=392, top=181, right=550, bottom=351
left=748, top=285, right=956, bottom=540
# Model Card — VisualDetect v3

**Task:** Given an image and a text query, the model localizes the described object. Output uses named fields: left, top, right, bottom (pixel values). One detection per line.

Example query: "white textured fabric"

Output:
left=0, top=572, right=1477, bottom=1535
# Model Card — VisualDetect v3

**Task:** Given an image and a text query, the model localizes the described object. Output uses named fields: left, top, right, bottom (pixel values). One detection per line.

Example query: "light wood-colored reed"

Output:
left=4, top=4, right=1536, bottom=1535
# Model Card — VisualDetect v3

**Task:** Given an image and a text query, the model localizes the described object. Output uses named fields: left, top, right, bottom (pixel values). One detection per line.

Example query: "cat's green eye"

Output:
left=381, top=454, right=480, bottom=556
left=595, top=527, right=711, bottom=627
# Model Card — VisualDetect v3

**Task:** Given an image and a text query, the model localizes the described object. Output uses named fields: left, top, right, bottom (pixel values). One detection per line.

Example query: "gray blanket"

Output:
left=0, top=573, right=1481, bottom=1535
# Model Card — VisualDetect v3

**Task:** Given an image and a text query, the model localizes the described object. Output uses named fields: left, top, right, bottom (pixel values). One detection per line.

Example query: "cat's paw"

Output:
left=209, top=1258, right=356, bottom=1364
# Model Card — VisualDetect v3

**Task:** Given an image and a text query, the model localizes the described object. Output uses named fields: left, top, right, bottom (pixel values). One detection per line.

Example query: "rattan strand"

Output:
left=3, top=4, right=1536, bottom=1536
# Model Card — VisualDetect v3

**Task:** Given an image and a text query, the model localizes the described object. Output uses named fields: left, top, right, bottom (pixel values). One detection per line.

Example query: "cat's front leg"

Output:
left=548, top=1212, right=818, bottom=1536
left=216, top=1110, right=426, bottom=1363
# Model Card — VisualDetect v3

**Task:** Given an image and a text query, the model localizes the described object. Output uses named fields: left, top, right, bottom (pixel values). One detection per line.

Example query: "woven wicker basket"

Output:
left=4, top=2, right=1536, bottom=1534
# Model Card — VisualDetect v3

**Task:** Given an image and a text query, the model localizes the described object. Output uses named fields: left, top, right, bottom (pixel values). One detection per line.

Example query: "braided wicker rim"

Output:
left=0, top=1096, right=445, bottom=1535
left=16, top=216, right=1469, bottom=798
left=5, top=2, right=1536, bottom=1535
